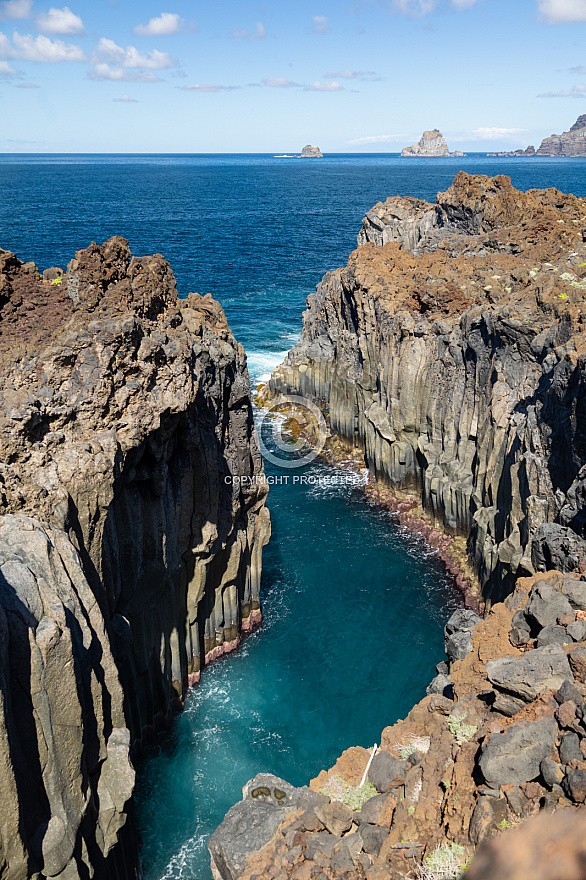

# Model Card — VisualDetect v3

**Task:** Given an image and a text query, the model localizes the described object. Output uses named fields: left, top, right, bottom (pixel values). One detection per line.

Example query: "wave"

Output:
left=246, top=349, right=289, bottom=383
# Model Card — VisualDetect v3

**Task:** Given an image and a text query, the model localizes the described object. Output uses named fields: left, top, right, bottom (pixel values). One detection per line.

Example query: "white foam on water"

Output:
left=246, top=350, right=289, bottom=383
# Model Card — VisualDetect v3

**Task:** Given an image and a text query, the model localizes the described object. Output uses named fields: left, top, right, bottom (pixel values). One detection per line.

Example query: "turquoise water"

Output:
left=2, top=153, right=586, bottom=879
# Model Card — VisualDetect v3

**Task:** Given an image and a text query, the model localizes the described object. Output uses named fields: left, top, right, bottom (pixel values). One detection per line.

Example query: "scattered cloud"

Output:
left=538, top=83, right=586, bottom=97
left=570, top=66, right=586, bottom=74
left=311, top=14, right=329, bottom=32
left=472, top=127, right=527, bottom=138
left=305, top=79, right=343, bottom=91
left=231, top=21, right=267, bottom=39
left=0, top=0, right=31, bottom=20
left=113, top=94, right=138, bottom=101
left=385, top=0, right=481, bottom=14
left=348, top=134, right=405, bottom=144
left=133, top=12, right=185, bottom=36
left=93, top=37, right=176, bottom=69
left=262, top=76, right=301, bottom=87
left=37, top=6, right=84, bottom=34
left=0, top=57, right=16, bottom=72
left=324, top=69, right=377, bottom=79
left=88, top=63, right=159, bottom=81
left=0, top=31, right=85, bottom=61
left=181, top=82, right=239, bottom=92
left=15, top=79, right=38, bottom=86
left=538, top=0, right=586, bottom=23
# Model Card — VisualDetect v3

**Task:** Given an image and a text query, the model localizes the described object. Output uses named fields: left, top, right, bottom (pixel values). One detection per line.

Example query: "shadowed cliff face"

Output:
left=0, top=238, right=270, bottom=879
left=268, top=172, right=586, bottom=602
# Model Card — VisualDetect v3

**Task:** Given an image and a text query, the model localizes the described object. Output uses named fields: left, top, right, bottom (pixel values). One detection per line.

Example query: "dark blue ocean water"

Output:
left=1, top=153, right=585, bottom=879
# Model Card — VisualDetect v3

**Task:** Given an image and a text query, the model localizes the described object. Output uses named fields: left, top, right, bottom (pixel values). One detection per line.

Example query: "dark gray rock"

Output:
left=486, top=645, right=573, bottom=702
left=368, top=751, right=409, bottom=792
left=208, top=774, right=306, bottom=880
left=492, top=691, right=527, bottom=716
left=560, top=732, right=582, bottom=764
left=512, top=610, right=530, bottom=632
left=559, top=577, right=586, bottom=611
left=537, top=625, right=570, bottom=648
left=540, top=757, right=564, bottom=788
left=532, top=524, right=586, bottom=574
left=469, top=796, right=509, bottom=846
left=427, top=673, right=453, bottom=697
left=568, top=621, right=586, bottom=642
left=563, top=768, right=586, bottom=803
left=304, top=831, right=338, bottom=860
left=444, top=609, right=481, bottom=662
left=330, top=843, right=355, bottom=873
left=554, top=679, right=583, bottom=706
left=525, top=584, right=574, bottom=632
left=509, top=626, right=531, bottom=647
left=436, top=660, right=450, bottom=675
left=357, top=793, right=392, bottom=825
left=359, top=824, right=388, bottom=857
left=478, top=717, right=557, bottom=787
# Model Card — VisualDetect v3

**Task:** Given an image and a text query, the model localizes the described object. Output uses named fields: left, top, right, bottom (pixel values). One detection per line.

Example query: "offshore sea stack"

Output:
left=268, top=172, right=586, bottom=604
left=537, top=115, right=586, bottom=156
left=401, top=129, right=465, bottom=157
left=0, top=239, right=270, bottom=879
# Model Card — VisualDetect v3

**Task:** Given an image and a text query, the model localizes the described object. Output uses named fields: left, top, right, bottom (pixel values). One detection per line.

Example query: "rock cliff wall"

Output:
left=267, top=172, right=586, bottom=603
left=0, top=239, right=270, bottom=879
left=537, top=115, right=586, bottom=156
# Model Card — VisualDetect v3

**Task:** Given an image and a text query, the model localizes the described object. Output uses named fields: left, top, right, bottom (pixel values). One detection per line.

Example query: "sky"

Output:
left=1, top=0, right=586, bottom=152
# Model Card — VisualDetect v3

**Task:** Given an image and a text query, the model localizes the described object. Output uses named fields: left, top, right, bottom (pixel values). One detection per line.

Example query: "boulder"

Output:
left=427, top=673, right=453, bottom=697
left=469, top=796, right=509, bottom=845
left=564, top=769, right=586, bottom=803
left=444, top=609, right=481, bottom=662
left=478, top=717, right=557, bottom=788
left=486, top=645, right=573, bottom=702
left=537, top=625, right=570, bottom=648
left=525, top=584, right=573, bottom=632
left=368, top=751, right=408, bottom=792
left=540, top=757, right=564, bottom=788
left=531, top=525, right=586, bottom=574
left=208, top=774, right=307, bottom=880
left=559, top=577, right=586, bottom=611
left=359, top=824, right=388, bottom=857
left=313, top=801, right=353, bottom=837
left=568, top=645, right=586, bottom=683
left=568, top=621, right=586, bottom=642
left=559, top=732, right=582, bottom=764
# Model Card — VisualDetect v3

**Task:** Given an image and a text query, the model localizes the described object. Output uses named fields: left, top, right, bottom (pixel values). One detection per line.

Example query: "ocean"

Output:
left=2, top=152, right=585, bottom=879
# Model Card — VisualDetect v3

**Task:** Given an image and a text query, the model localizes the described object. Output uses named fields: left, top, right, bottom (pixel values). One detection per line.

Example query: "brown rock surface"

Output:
left=537, top=115, right=586, bottom=157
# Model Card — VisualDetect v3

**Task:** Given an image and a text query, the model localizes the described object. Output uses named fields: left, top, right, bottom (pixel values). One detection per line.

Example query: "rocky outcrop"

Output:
left=211, top=569, right=586, bottom=879
left=0, top=238, right=270, bottom=879
left=487, top=146, right=535, bottom=157
left=266, top=172, right=586, bottom=603
left=537, top=115, right=586, bottom=157
left=300, top=145, right=323, bottom=158
left=401, top=129, right=464, bottom=157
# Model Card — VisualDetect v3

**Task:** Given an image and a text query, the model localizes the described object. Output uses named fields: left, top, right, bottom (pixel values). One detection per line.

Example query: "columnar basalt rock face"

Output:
left=537, top=115, right=586, bottom=157
left=0, top=238, right=270, bottom=879
left=268, top=172, right=586, bottom=602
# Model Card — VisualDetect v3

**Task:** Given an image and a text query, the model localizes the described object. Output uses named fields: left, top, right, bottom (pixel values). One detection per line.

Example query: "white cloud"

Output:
left=0, top=57, right=16, bottom=72
left=324, top=69, right=374, bottom=78
left=305, top=79, right=343, bottom=90
left=88, top=63, right=159, bottom=81
left=1, top=30, right=85, bottom=60
left=472, top=127, right=527, bottom=138
left=37, top=6, right=84, bottom=34
left=181, top=83, right=238, bottom=92
left=133, top=12, right=183, bottom=36
left=311, top=14, right=329, bottom=32
left=15, top=79, right=38, bottom=86
left=113, top=94, right=138, bottom=101
left=348, top=134, right=405, bottom=144
left=538, top=0, right=586, bottom=22
left=262, top=76, right=300, bottom=87
left=390, top=0, right=481, bottom=13
left=231, top=21, right=267, bottom=39
left=538, top=83, right=586, bottom=97
left=94, top=37, right=175, bottom=69
left=0, top=0, right=31, bottom=20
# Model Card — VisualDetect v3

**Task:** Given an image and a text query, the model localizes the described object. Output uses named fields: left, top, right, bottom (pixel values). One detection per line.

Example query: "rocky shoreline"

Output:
left=212, top=172, right=586, bottom=879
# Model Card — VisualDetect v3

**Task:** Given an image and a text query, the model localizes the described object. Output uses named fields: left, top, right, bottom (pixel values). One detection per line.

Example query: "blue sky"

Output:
left=1, top=0, right=586, bottom=151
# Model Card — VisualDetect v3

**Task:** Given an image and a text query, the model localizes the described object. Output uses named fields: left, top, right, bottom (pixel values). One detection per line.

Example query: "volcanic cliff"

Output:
left=208, top=173, right=586, bottom=880
left=537, top=115, right=586, bottom=157
left=0, top=239, right=270, bottom=879
left=267, top=172, right=586, bottom=604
